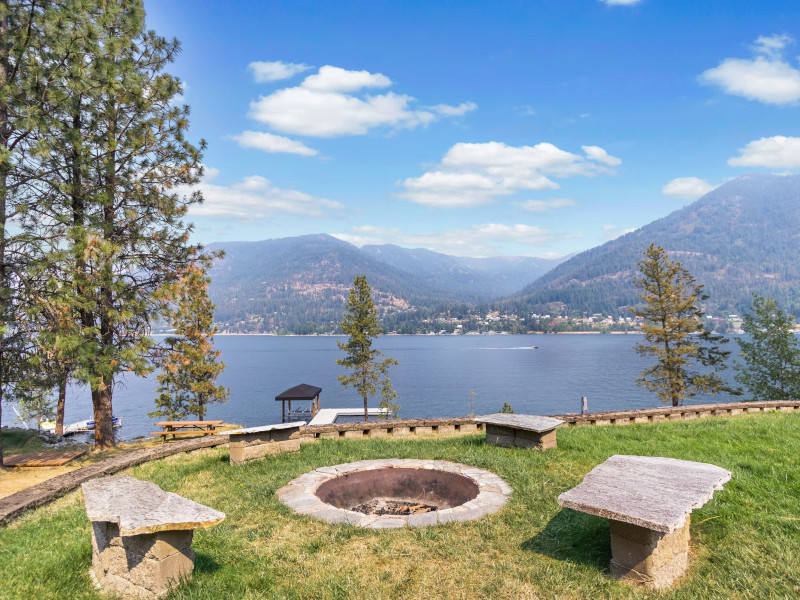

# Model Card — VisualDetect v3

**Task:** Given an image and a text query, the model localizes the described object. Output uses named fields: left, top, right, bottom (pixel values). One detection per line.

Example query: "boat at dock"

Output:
left=41, top=416, right=122, bottom=436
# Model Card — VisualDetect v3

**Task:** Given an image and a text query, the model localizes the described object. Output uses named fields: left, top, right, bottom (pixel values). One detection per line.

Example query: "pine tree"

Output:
left=336, top=275, right=398, bottom=421
left=151, top=257, right=228, bottom=421
left=631, top=244, right=732, bottom=406
left=735, top=295, right=800, bottom=400
left=23, top=1, right=206, bottom=449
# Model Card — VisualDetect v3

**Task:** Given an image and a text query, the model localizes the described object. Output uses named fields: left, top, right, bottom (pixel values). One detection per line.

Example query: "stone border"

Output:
left=276, top=459, right=511, bottom=528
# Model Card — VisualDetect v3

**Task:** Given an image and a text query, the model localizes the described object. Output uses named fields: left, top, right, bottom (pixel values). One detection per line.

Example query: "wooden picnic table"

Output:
left=150, top=420, right=223, bottom=440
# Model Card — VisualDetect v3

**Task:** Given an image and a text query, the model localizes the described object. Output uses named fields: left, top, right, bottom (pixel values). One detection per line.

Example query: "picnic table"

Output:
left=150, top=420, right=223, bottom=440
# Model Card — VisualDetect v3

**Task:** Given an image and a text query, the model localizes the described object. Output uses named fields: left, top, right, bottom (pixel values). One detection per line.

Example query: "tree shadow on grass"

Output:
left=522, top=508, right=611, bottom=573
left=193, top=552, right=222, bottom=574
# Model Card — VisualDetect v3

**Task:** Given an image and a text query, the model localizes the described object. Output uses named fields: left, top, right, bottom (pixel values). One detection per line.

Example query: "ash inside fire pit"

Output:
left=352, top=498, right=438, bottom=515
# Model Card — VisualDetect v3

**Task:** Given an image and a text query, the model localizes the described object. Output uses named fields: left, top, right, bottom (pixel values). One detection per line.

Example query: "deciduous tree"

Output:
left=631, top=244, right=732, bottom=406
left=336, top=275, right=398, bottom=421
left=736, top=295, right=800, bottom=401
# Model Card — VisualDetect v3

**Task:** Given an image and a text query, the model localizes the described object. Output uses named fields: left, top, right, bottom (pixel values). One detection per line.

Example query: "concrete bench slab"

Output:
left=220, top=421, right=305, bottom=464
left=557, top=455, right=731, bottom=589
left=475, top=414, right=564, bottom=450
left=82, top=475, right=225, bottom=598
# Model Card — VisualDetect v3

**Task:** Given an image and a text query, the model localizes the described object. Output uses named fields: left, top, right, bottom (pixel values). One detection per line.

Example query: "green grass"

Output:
left=2, top=413, right=799, bottom=599
left=1, top=428, right=50, bottom=455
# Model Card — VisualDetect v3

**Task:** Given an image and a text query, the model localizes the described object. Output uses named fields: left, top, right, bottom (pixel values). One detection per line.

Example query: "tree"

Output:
left=336, top=275, right=398, bottom=421
left=150, top=258, right=228, bottom=421
left=735, top=295, right=800, bottom=401
left=25, top=1, right=207, bottom=449
left=631, top=244, right=732, bottom=406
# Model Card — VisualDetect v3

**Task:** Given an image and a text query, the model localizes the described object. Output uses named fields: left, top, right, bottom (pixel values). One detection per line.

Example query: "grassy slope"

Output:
left=1, top=413, right=798, bottom=600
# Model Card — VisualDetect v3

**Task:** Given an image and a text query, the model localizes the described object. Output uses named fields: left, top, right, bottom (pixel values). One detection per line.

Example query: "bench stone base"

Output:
left=485, top=424, right=557, bottom=450
left=609, top=518, right=690, bottom=590
left=90, top=522, right=194, bottom=598
left=228, top=425, right=302, bottom=464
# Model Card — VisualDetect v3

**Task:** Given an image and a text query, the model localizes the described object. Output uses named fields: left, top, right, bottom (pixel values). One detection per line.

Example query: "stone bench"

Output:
left=557, top=455, right=731, bottom=589
left=475, top=414, right=564, bottom=450
left=220, top=421, right=305, bottom=464
left=82, top=475, right=225, bottom=598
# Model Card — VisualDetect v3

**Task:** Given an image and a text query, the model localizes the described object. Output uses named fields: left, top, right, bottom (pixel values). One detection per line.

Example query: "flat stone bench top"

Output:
left=557, top=455, right=731, bottom=533
left=474, top=413, right=565, bottom=433
left=82, top=475, right=225, bottom=536
left=219, top=421, right=306, bottom=437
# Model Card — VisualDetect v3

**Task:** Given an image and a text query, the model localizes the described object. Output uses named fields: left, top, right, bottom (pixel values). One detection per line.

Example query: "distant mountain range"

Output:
left=206, top=174, right=800, bottom=332
left=506, top=173, right=800, bottom=316
left=206, top=235, right=566, bottom=332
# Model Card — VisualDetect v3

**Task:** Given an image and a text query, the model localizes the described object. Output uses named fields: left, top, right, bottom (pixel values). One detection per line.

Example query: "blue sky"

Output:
left=146, top=0, right=800, bottom=258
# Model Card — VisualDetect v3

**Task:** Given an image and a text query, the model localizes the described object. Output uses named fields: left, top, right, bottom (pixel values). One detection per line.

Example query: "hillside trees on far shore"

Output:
left=631, top=244, right=734, bottom=406
left=736, top=295, right=800, bottom=401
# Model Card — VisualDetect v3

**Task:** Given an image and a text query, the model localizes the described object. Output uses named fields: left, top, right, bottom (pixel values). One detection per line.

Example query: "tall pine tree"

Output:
left=336, top=275, right=398, bottom=421
left=631, top=244, right=732, bottom=406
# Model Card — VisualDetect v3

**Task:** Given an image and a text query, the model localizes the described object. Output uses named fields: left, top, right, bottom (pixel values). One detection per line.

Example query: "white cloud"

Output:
left=582, top=145, right=622, bottom=166
left=333, top=223, right=555, bottom=256
left=246, top=65, right=471, bottom=138
left=699, top=34, right=800, bottom=105
left=427, top=102, right=478, bottom=117
left=399, top=141, right=621, bottom=207
left=300, top=65, right=391, bottom=92
left=184, top=171, right=343, bottom=220
left=728, top=135, right=800, bottom=168
left=514, top=198, right=575, bottom=212
left=230, top=131, right=318, bottom=156
left=661, top=177, right=718, bottom=199
left=249, top=61, right=311, bottom=83
left=600, top=0, right=643, bottom=5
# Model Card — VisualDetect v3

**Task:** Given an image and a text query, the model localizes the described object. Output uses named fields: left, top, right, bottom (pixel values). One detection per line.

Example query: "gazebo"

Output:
left=276, top=384, right=322, bottom=423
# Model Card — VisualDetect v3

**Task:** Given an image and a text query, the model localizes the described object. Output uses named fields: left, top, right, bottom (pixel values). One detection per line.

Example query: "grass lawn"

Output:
left=1, top=412, right=799, bottom=600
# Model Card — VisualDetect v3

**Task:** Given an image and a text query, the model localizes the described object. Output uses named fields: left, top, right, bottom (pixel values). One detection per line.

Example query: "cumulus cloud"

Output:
left=728, top=135, right=800, bottom=168
left=247, top=65, right=474, bottom=138
left=399, top=141, right=621, bottom=207
left=230, top=131, right=318, bottom=156
left=514, top=198, right=575, bottom=212
left=699, top=34, right=800, bottom=105
left=661, top=177, right=718, bottom=199
left=184, top=171, right=343, bottom=220
left=332, top=223, right=555, bottom=256
left=249, top=61, right=312, bottom=83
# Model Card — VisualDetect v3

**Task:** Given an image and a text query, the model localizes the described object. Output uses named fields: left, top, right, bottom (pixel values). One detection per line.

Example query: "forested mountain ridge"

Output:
left=205, top=235, right=563, bottom=332
left=506, top=174, right=800, bottom=316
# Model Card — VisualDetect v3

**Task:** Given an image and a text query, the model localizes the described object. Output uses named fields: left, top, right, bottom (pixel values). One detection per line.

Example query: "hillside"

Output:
left=361, top=244, right=565, bottom=298
left=507, top=174, right=800, bottom=316
left=206, top=234, right=562, bottom=332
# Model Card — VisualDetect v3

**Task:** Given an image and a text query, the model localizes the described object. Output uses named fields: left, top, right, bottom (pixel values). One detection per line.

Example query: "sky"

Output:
left=144, top=0, right=800, bottom=258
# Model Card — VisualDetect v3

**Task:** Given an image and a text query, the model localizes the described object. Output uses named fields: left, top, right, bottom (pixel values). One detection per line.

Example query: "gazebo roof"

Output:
left=275, top=384, right=322, bottom=401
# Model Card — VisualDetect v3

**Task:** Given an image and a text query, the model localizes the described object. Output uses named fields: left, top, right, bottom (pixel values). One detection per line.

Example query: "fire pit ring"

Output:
left=277, top=459, right=511, bottom=528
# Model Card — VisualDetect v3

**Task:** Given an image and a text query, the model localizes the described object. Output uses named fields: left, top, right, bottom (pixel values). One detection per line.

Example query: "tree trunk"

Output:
left=91, top=383, right=115, bottom=450
left=55, top=372, right=67, bottom=436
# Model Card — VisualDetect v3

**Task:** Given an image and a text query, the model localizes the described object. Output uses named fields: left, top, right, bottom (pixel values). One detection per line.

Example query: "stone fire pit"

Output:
left=277, top=459, right=511, bottom=528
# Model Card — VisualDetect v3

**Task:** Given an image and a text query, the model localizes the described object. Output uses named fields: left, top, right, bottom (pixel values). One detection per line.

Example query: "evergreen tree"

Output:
left=151, top=257, right=228, bottom=421
left=735, top=295, right=800, bottom=400
left=336, top=275, right=398, bottom=421
left=24, top=1, right=206, bottom=449
left=631, top=244, right=732, bottom=406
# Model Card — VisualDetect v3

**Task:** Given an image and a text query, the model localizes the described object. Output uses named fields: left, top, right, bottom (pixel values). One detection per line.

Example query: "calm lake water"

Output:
left=3, top=334, right=743, bottom=440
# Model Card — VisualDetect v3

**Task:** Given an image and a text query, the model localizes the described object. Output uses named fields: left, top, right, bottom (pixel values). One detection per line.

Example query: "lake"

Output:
left=2, top=334, right=744, bottom=440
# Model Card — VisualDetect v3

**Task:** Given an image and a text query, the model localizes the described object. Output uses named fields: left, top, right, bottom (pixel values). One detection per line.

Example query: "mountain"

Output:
left=206, top=234, right=563, bottom=332
left=360, top=244, right=566, bottom=299
left=507, top=174, right=800, bottom=316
